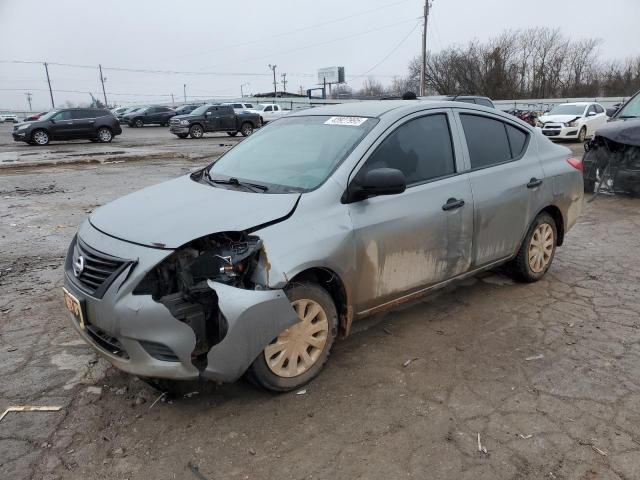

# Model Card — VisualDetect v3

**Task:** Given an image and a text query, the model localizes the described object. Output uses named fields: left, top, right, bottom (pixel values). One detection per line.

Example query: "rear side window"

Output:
left=476, top=98, right=494, bottom=108
left=362, top=113, right=455, bottom=185
left=506, top=125, right=527, bottom=157
left=461, top=114, right=528, bottom=169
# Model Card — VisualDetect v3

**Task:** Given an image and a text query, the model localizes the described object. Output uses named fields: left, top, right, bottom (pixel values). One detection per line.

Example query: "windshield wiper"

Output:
left=207, top=172, right=268, bottom=192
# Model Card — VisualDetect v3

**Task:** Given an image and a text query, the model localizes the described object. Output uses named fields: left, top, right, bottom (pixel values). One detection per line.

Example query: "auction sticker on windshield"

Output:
left=324, top=116, right=368, bottom=126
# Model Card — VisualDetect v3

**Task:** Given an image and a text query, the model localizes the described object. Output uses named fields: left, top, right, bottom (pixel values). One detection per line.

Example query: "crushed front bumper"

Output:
left=63, top=221, right=298, bottom=382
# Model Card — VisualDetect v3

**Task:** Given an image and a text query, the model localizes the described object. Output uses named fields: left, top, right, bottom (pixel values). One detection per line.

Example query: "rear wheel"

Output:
left=31, top=129, right=49, bottom=146
left=97, top=127, right=113, bottom=143
left=508, top=212, right=557, bottom=282
left=240, top=122, right=253, bottom=137
left=227, top=131, right=238, bottom=137
left=247, top=282, right=338, bottom=392
left=189, top=124, right=204, bottom=139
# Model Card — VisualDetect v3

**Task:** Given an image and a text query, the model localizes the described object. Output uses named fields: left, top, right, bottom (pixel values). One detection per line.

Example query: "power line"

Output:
left=147, top=0, right=413, bottom=62
left=351, top=22, right=420, bottom=80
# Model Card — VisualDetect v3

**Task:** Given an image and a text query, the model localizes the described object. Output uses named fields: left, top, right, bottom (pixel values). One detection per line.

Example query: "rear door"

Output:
left=71, top=109, right=96, bottom=138
left=454, top=110, right=544, bottom=267
left=348, top=110, right=474, bottom=314
left=219, top=106, right=236, bottom=130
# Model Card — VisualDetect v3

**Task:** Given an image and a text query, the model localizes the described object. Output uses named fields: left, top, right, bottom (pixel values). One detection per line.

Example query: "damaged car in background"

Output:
left=583, top=90, right=640, bottom=195
left=63, top=101, right=583, bottom=392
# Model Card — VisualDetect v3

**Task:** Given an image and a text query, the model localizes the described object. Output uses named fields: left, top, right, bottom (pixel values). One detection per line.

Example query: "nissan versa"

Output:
left=63, top=101, right=583, bottom=391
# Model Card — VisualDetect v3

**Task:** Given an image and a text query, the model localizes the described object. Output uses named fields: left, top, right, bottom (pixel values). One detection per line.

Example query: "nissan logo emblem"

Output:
left=73, top=255, right=85, bottom=277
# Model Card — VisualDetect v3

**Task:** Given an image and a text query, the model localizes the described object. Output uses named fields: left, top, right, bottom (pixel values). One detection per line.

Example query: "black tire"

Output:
left=134, top=118, right=144, bottom=128
left=96, top=127, right=113, bottom=143
left=189, top=124, right=204, bottom=139
left=176, top=133, right=189, bottom=139
left=240, top=122, right=253, bottom=137
left=577, top=126, right=587, bottom=143
left=507, top=212, right=557, bottom=283
left=31, top=129, right=49, bottom=146
left=247, top=282, right=338, bottom=392
left=227, top=131, right=238, bottom=137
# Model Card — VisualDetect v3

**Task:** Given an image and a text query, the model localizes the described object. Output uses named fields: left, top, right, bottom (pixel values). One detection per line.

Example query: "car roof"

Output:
left=287, top=100, right=503, bottom=119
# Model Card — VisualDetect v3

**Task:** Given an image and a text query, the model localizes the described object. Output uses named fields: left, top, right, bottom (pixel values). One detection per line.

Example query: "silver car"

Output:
left=63, top=101, right=584, bottom=391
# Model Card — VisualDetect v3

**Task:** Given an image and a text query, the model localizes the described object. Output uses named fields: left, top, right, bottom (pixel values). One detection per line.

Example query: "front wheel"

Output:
left=240, top=122, right=253, bottom=137
left=189, top=124, right=204, bottom=139
left=577, top=126, right=587, bottom=143
left=176, top=133, right=189, bottom=139
left=134, top=118, right=144, bottom=128
left=508, top=212, right=557, bottom=283
left=31, top=129, right=50, bottom=146
left=247, top=282, right=338, bottom=392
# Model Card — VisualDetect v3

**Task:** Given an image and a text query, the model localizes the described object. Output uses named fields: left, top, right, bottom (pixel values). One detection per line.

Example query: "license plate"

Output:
left=63, top=288, right=85, bottom=330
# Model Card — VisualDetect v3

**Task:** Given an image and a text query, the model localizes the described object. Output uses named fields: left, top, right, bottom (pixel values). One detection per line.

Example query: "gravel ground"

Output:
left=1, top=135, right=639, bottom=480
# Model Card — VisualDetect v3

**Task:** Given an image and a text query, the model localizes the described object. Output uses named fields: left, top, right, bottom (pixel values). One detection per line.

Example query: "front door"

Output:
left=48, top=110, right=75, bottom=139
left=205, top=106, right=220, bottom=130
left=454, top=110, right=544, bottom=267
left=347, top=111, right=473, bottom=314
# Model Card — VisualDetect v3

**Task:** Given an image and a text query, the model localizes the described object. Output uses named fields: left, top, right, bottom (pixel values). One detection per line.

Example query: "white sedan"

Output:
left=539, top=102, right=608, bottom=142
left=0, top=113, right=19, bottom=123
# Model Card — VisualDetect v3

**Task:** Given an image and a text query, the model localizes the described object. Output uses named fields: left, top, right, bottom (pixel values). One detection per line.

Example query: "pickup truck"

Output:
left=169, top=104, right=261, bottom=138
left=247, top=103, right=287, bottom=124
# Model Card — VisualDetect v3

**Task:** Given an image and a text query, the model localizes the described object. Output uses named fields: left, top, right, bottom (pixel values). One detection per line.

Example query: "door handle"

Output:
left=527, top=177, right=543, bottom=189
left=442, top=198, right=465, bottom=211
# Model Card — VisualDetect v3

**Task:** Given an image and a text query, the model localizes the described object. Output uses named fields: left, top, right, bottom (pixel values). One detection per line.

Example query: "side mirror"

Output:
left=587, top=111, right=597, bottom=117
left=344, top=168, right=406, bottom=203
left=205, top=111, right=211, bottom=116
left=605, top=107, right=618, bottom=117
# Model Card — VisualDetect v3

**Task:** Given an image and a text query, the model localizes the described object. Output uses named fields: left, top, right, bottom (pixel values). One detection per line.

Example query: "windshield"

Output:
left=548, top=104, right=586, bottom=116
left=617, top=93, right=640, bottom=118
left=208, top=116, right=377, bottom=192
left=191, top=104, right=211, bottom=115
left=39, top=110, right=59, bottom=121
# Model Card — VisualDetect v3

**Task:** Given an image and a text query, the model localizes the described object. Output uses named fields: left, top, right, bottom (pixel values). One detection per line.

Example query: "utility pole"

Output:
left=281, top=73, right=287, bottom=93
left=25, top=92, right=33, bottom=111
left=99, top=64, right=108, bottom=107
left=43, top=62, right=55, bottom=108
left=171, top=93, right=175, bottom=105
left=240, top=82, right=249, bottom=98
left=419, top=0, right=431, bottom=96
left=268, top=64, right=277, bottom=99
left=183, top=84, right=187, bottom=102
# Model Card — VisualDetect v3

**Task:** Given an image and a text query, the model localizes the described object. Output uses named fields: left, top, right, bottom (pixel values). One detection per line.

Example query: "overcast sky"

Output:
left=1, top=0, right=638, bottom=110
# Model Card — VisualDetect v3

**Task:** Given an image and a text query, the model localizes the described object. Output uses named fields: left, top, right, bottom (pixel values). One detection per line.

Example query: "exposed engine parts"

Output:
left=133, top=232, right=264, bottom=367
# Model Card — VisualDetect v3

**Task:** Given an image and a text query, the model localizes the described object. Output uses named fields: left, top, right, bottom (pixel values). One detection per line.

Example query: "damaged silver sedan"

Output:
left=63, top=101, right=583, bottom=391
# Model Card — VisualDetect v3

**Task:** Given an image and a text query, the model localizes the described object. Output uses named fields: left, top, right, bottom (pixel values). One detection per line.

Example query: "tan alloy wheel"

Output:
left=528, top=223, right=554, bottom=273
left=264, top=299, right=329, bottom=378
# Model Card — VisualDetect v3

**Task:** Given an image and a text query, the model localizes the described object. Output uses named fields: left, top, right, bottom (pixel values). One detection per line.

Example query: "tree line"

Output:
left=337, top=28, right=640, bottom=100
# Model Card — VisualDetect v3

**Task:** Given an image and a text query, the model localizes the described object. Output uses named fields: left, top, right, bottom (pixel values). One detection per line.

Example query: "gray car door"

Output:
left=454, top=110, right=544, bottom=267
left=347, top=110, right=474, bottom=315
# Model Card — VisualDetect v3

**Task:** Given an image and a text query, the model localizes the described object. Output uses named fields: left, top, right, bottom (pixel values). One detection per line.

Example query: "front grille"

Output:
left=169, top=118, right=181, bottom=125
left=69, top=238, right=131, bottom=298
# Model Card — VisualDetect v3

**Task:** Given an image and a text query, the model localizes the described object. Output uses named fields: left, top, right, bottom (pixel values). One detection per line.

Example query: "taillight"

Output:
left=567, top=157, right=583, bottom=172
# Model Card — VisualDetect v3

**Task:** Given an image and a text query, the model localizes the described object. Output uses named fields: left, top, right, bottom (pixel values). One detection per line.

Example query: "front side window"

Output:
left=208, top=116, right=378, bottom=192
left=360, top=114, right=456, bottom=185
left=232, top=104, right=242, bottom=108
left=595, top=104, right=604, bottom=114
left=587, top=105, right=597, bottom=115
left=245, top=104, right=254, bottom=108
left=264, top=106, right=273, bottom=112
left=52, top=111, right=72, bottom=120
left=461, top=114, right=524, bottom=169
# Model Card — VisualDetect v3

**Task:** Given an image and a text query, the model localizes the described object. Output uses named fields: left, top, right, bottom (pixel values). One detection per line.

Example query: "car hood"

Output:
left=89, top=174, right=300, bottom=249
left=594, top=118, right=640, bottom=147
left=171, top=114, right=192, bottom=121
left=539, top=114, right=582, bottom=124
